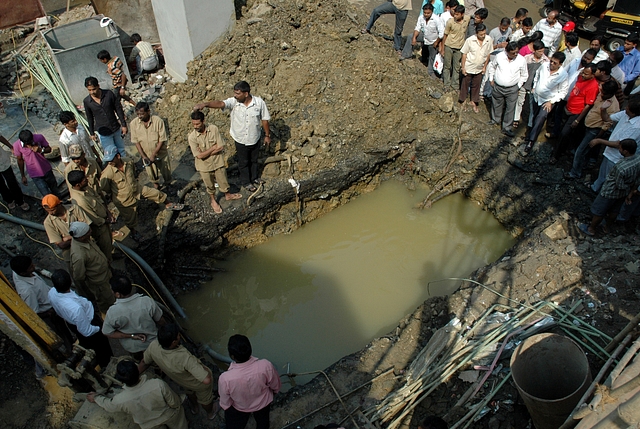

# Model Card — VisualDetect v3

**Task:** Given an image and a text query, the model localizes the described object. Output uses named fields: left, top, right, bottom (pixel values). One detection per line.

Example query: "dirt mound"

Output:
left=157, top=0, right=452, bottom=176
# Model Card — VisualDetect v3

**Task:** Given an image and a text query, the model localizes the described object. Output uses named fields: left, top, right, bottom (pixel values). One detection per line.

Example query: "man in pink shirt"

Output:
left=13, top=130, right=59, bottom=197
left=218, top=335, right=281, bottom=429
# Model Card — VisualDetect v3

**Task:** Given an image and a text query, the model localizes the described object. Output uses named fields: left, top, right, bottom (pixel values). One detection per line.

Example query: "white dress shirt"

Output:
left=440, top=10, right=452, bottom=24
left=581, top=48, right=610, bottom=64
left=223, top=96, right=270, bottom=146
left=12, top=272, right=52, bottom=313
left=48, top=288, right=99, bottom=337
left=532, top=64, right=569, bottom=105
left=564, top=46, right=582, bottom=66
left=603, top=111, right=640, bottom=163
left=611, top=65, right=626, bottom=86
left=488, top=51, right=528, bottom=87
left=415, top=14, right=445, bottom=45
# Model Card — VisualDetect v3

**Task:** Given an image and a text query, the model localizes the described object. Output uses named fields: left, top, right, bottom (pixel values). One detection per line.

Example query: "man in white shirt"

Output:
left=589, top=97, right=640, bottom=192
left=58, top=111, right=98, bottom=165
left=510, top=17, right=533, bottom=43
left=522, top=52, right=569, bottom=154
left=563, top=32, right=582, bottom=65
left=487, top=42, right=528, bottom=137
left=194, top=81, right=271, bottom=193
left=582, top=36, right=610, bottom=64
left=49, top=269, right=113, bottom=368
left=610, top=50, right=626, bottom=86
left=10, top=255, right=73, bottom=353
left=532, top=11, right=562, bottom=54
left=400, top=3, right=444, bottom=75
left=439, top=0, right=458, bottom=24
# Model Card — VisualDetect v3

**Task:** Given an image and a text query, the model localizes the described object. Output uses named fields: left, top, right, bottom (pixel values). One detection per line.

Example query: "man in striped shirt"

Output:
left=129, top=33, right=158, bottom=77
left=97, top=50, right=134, bottom=104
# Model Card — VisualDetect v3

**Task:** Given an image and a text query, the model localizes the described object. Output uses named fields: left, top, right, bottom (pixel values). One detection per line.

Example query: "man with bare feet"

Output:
left=188, top=111, right=242, bottom=214
left=194, top=81, right=271, bottom=193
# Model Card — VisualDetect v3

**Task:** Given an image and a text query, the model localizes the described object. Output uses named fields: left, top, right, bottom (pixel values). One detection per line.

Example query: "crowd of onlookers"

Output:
left=365, top=0, right=640, bottom=235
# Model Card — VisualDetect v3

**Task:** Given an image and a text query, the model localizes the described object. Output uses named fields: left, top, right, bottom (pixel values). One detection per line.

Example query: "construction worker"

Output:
left=99, top=146, right=183, bottom=241
left=64, top=143, right=102, bottom=196
left=68, top=169, right=114, bottom=262
left=130, top=102, right=172, bottom=189
left=68, top=221, right=115, bottom=314
left=88, top=360, right=187, bottom=429
left=138, top=324, right=218, bottom=419
left=42, top=194, right=92, bottom=264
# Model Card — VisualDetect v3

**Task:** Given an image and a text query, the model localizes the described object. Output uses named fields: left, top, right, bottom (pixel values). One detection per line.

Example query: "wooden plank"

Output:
left=0, top=300, right=58, bottom=375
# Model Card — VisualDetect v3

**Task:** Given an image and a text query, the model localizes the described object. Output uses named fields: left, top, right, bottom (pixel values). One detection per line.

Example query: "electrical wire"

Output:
left=0, top=200, right=65, bottom=260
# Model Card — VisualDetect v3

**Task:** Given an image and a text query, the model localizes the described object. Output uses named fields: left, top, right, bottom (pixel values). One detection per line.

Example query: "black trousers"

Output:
left=235, top=141, right=260, bottom=186
left=0, top=166, right=25, bottom=205
left=69, top=314, right=113, bottom=368
left=225, top=404, right=271, bottom=429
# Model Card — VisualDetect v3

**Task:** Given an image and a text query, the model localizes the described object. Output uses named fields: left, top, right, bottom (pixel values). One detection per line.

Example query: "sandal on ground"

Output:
left=471, top=103, right=479, bottom=113
left=360, top=28, right=369, bottom=34
left=578, top=223, right=594, bottom=237
left=245, top=184, right=258, bottom=192
left=8, top=202, right=16, bottom=209
left=513, top=121, right=520, bottom=129
left=112, top=230, right=125, bottom=240
left=212, top=204, right=223, bottom=214
left=253, top=178, right=266, bottom=185
left=165, top=202, right=185, bottom=211
left=225, top=193, right=243, bottom=201
left=20, top=202, right=30, bottom=211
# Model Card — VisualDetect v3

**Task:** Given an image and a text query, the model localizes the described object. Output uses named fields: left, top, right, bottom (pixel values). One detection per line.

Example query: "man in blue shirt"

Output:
left=619, top=33, right=640, bottom=95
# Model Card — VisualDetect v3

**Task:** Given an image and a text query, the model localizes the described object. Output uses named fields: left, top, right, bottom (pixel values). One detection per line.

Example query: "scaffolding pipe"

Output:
left=0, top=211, right=186, bottom=319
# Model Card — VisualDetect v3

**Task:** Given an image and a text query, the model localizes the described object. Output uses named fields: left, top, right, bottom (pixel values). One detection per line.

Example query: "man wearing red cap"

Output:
left=557, top=21, right=576, bottom=57
left=42, top=194, right=92, bottom=264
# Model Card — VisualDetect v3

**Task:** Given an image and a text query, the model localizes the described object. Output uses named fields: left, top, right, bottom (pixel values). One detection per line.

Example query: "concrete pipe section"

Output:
left=510, top=333, right=592, bottom=429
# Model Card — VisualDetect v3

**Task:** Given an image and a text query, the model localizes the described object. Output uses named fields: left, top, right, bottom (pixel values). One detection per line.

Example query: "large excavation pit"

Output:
left=178, top=180, right=514, bottom=383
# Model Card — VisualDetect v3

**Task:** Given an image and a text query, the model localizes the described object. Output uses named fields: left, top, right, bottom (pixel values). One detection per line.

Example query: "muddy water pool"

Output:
left=178, top=180, right=514, bottom=383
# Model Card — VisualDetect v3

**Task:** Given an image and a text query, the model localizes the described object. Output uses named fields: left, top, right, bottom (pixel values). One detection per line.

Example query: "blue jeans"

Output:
left=570, top=127, right=600, bottom=178
left=365, top=2, right=408, bottom=51
left=592, top=157, right=615, bottom=193
left=98, top=131, right=126, bottom=157
left=618, top=192, right=640, bottom=221
left=32, top=170, right=59, bottom=197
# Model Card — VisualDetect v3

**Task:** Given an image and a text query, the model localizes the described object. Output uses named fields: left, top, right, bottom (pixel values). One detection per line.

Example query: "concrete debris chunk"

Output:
left=543, top=220, right=568, bottom=241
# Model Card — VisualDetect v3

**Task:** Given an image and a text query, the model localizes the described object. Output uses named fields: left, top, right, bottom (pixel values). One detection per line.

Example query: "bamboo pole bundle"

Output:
left=367, top=295, right=615, bottom=429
